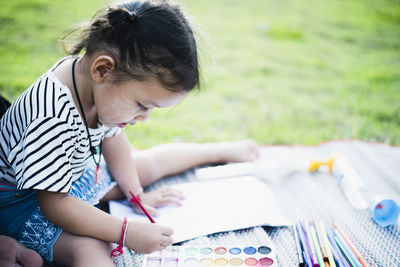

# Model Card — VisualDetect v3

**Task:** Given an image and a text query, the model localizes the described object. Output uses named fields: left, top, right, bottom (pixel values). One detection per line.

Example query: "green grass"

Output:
left=1, top=0, right=399, bottom=147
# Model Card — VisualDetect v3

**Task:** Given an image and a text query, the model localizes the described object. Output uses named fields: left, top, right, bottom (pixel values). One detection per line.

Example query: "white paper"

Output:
left=109, top=176, right=289, bottom=243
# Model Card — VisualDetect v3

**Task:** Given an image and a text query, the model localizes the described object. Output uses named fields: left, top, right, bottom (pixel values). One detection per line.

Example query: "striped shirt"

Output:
left=0, top=62, right=122, bottom=193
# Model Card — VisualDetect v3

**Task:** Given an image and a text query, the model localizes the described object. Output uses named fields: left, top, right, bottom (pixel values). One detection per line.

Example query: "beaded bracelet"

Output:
left=110, top=217, right=128, bottom=258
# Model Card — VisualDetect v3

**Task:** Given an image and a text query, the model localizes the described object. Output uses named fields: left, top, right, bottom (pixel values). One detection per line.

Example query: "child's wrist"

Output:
left=110, top=217, right=128, bottom=258
left=128, top=187, right=143, bottom=202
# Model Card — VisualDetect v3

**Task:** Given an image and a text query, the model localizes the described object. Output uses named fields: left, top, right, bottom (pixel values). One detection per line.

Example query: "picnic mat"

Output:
left=112, top=140, right=400, bottom=267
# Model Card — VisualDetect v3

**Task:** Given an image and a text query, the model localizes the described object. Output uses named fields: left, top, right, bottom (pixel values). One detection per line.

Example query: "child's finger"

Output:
left=159, top=186, right=185, bottom=199
left=160, top=226, right=174, bottom=237
left=144, top=204, right=159, bottom=217
left=164, top=190, right=185, bottom=200
left=159, top=235, right=174, bottom=246
left=133, top=202, right=159, bottom=217
left=155, top=196, right=182, bottom=207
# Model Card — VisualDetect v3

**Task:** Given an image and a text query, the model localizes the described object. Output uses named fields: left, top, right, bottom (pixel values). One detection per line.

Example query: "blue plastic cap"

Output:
left=369, top=198, right=400, bottom=227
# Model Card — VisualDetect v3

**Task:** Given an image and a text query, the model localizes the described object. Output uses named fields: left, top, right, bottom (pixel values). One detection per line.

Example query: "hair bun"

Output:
left=108, top=8, right=137, bottom=27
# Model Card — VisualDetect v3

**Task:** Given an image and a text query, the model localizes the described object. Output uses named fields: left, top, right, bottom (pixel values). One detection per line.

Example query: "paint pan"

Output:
left=142, top=245, right=277, bottom=267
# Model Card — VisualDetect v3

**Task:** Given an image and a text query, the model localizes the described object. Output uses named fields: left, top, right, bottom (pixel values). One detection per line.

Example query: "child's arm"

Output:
left=102, top=132, right=142, bottom=199
left=35, top=190, right=174, bottom=253
left=102, top=132, right=184, bottom=215
left=134, top=140, right=260, bottom=185
left=36, top=190, right=122, bottom=242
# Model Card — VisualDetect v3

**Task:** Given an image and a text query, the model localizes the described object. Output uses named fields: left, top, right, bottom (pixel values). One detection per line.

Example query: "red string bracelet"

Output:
left=110, top=217, right=128, bottom=258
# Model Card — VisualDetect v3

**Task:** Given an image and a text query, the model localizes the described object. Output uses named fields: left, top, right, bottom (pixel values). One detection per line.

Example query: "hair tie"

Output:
left=126, top=10, right=137, bottom=23
left=108, top=8, right=137, bottom=27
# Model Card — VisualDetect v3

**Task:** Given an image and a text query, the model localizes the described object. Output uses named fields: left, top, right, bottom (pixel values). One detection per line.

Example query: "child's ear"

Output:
left=91, top=55, right=115, bottom=82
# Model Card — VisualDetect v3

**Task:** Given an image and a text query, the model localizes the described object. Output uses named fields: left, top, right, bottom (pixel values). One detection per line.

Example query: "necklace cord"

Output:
left=71, top=57, right=102, bottom=166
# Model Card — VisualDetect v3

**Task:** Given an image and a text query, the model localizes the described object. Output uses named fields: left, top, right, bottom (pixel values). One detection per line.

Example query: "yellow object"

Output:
left=309, top=156, right=338, bottom=173
left=311, top=154, right=370, bottom=210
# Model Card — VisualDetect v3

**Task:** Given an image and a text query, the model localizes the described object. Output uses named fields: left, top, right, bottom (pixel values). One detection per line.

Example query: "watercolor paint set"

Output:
left=142, top=245, right=277, bottom=266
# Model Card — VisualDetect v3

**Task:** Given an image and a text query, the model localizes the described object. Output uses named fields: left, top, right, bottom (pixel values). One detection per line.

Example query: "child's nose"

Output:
left=134, top=112, right=150, bottom=122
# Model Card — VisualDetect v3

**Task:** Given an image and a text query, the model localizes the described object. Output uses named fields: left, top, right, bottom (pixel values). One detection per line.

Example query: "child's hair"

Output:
left=0, top=95, right=11, bottom=119
left=62, top=0, right=199, bottom=92
left=0, top=95, right=11, bottom=118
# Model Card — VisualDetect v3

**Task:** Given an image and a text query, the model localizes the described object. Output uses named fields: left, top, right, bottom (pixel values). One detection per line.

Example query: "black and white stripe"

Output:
left=0, top=67, right=122, bottom=193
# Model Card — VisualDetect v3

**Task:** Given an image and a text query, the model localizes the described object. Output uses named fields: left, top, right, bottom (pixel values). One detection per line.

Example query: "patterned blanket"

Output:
left=112, top=140, right=400, bottom=267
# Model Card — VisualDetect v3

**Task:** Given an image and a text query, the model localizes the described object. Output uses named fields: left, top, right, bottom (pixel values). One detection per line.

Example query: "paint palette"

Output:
left=142, top=245, right=277, bottom=266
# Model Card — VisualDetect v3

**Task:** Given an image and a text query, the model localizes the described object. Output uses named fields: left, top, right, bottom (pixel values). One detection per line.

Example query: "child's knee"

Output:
left=54, top=233, right=112, bottom=266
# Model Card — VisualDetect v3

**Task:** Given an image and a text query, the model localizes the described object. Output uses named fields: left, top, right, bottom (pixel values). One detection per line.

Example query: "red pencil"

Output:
left=129, top=190, right=155, bottom=223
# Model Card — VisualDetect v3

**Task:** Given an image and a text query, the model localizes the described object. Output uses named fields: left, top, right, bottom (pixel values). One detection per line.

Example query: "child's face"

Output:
left=93, top=78, right=187, bottom=128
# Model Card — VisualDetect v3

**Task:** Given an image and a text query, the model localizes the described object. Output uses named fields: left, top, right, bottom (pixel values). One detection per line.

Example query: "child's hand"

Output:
left=131, top=186, right=185, bottom=217
left=125, top=220, right=174, bottom=254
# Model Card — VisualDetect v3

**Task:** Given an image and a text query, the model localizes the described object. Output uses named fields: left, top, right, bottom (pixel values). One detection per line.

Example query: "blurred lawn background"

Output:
left=0, top=0, right=399, bottom=147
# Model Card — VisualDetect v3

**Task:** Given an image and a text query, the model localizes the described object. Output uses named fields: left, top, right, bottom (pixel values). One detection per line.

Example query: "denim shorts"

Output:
left=0, top=160, right=117, bottom=265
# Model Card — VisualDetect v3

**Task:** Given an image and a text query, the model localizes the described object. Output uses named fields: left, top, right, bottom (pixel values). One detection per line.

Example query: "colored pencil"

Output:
left=318, top=221, right=337, bottom=267
left=327, top=229, right=349, bottom=267
left=129, top=190, right=155, bottom=223
left=303, top=221, right=319, bottom=266
left=297, top=222, right=314, bottom=267
left=333, top=229, right=362, bottom=267
left=309, top=223, right=325, bottom=267
left=314, top=221, right=329, bottom=263
left=292, top=224, right=306, bottom=266
left=333, top=222, right=369, bottom=267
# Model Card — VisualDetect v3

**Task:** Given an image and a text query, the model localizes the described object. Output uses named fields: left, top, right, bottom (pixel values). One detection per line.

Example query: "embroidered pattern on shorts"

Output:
left=19, top=207, right=61, bottom=262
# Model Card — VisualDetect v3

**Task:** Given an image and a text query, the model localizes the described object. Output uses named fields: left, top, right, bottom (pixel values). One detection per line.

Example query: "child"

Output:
left=0, top=0, right=259, bottom=266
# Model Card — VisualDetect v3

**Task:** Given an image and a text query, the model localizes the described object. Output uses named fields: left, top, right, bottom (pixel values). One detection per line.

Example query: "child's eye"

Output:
left=137, top=102, right=148, bottom=111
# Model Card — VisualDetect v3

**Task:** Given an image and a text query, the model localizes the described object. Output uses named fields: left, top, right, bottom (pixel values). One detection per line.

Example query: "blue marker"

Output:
left=296, top=222, right=313, bottom=267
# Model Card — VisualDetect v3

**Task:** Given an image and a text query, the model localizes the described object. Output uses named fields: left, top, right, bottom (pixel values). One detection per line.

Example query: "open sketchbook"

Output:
left=109, top=176, right=289, bottom=243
